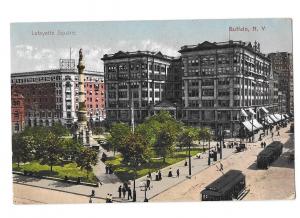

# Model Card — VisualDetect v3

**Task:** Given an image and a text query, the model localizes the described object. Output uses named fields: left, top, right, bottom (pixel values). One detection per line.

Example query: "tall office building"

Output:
left=11, top=59, right=105, bottom=129
left=268, top=52, right=293, bottom=114
left=102, top=51, right=175, bottom=123
left=179, top=40, right=277, bottom=136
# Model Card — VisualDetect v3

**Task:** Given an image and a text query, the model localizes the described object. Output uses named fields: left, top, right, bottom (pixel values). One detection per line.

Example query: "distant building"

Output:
left=102, top=51, right=177, bottom=123
left=179, top=40, right=277, bottom=136
left=11, top=91, right=25, bottom=133
left=268, top=52, right=293, bottom=113
left=11, top=59, right=105, bottom=128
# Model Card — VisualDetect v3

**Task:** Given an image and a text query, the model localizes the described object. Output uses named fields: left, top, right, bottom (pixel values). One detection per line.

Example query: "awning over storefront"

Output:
left=242, top=120, right=259, bottom=132
left=269, top=115, right=279, bottom=123
left=248, top=108, right=256, bottom=115
left=242, top=120, right=254, bottom=132
left=240, top=109, right=248, bottom=117
left=252, top=119, right=263, bottom=129
left=260, top=107, right=269, bottom=114
left=264, top=116, right=274, bottom=124
left=274, top=114, right=283, bottom=121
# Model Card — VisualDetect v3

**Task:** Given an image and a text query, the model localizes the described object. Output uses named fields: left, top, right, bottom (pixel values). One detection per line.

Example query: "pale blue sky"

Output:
left=11, top=18, right=292, bottom=72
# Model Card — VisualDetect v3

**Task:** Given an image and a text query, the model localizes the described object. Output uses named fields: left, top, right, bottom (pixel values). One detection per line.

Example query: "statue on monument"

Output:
left=79, top=48, right=83, bottom=61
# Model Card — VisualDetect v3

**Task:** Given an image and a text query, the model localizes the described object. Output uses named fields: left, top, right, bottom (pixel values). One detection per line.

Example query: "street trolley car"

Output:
left=201, top=170, right=246, bottom=201
left=257, top=141, right=283, bottom=169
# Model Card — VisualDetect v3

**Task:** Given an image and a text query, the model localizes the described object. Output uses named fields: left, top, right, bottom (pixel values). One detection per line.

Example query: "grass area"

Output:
left=13, top=161, right=97, bottom=183
left=105, top=148, right=203, bottom=182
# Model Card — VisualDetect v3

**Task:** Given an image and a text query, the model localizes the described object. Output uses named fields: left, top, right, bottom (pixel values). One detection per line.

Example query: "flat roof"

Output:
left=102, top=50, right=174, bottom=61
left=179, top=41, right=269, bottom=61
left=11, top=69, right=104, bottom=77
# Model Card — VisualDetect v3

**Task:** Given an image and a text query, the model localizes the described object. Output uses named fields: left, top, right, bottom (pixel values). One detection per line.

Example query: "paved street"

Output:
left=13, top=123, right=294, bottom=203
left=13, top=183, right=105, bottom=204
left=151, top=123, right=295, bottom=201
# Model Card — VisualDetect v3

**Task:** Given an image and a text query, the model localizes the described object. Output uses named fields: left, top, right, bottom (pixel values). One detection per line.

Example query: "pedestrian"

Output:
left=168, top=168, right=173, bottom=177
left=89, top=197, right=93, bottom=203
left=106, top=193, right=110, bottom=203
left=109, top=194, right=113, bottom=203
left=105, top=165, right=108, bottom=174
left=91, top=189, right=95, bottom=197
left=146, top=178, right=151, bottom=190
left=277, top=131, right=280, bottom=136
left=122, top=185, right=126, bottom=198
left=158, top=170, right=162, bottom=180
left=261, top=142, right=264, bottom=148
left=184, top=160, right=188, bottom=166
left=176, top=169, right=180, bottom=178
left=118, top=185, right=122, bottom=198
left=148, top=171, right=152, bottom=180
left=264, top=142, right=267, bottom=148
left=128, top=187, right=132, bottom=200
left=220, top=162, right=224, bottom=171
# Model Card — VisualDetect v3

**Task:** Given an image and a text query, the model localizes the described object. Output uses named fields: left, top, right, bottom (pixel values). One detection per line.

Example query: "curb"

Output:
left=13, top=171, right=98, bottom=187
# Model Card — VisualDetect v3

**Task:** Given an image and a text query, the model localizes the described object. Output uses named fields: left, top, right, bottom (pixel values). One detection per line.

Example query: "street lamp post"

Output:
left=219, top=124, right=223, bottom=160
left=144, top=182, right=148, bottom=202
left=208, top=137, right=211, bottom=166
left=188, top=143, right=191, bottom=177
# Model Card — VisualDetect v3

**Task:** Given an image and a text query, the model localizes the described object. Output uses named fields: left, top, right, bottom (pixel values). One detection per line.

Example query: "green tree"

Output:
left=107, top=122, right=131, bottom=155
left=50, top=123, right=70, bottom=136
left=199, top=127, right=212, bottom=151
left=121, top=132, right=151, bottom=165
left=76, top=147, right=98, bottom=179
left=178, top=126, right=198, bottom=150
left=38, top=132, right=63, bottom=172
left=12, top=133, right=35, bottom=167
left=153, top=120, right=181, bottom=163
left=61, top=138, right=81, bottom=162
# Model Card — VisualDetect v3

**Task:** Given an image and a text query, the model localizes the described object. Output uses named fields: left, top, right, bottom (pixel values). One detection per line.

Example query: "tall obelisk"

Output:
left=76, top=49, right=90, bottom=145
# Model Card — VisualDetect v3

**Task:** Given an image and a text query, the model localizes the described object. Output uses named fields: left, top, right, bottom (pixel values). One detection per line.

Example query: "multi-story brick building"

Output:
left=179, top=40, right=277, bottom=136
left=11, top=59, right=105, bottom=128
left=101, top=51, right=175, bottom=123
left=268, top=52, right=293, bottom=114
left=11, top=91, right=25, bottom=133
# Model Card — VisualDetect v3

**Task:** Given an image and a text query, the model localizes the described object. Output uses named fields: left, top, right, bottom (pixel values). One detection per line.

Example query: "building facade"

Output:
left=179, top=41, right=277, bottom=136
left=11, top=91, right=26, bottom=133
left=268, top=52, right=294, bottom=114
left=102, top=51, right=174, bottom=123
left=11, top=62, right=105, bottom=129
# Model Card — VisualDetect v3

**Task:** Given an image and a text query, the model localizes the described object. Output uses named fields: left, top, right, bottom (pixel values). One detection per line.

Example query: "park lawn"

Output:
left=12, top=161, right=97, bottom=183
left=105, top=148, right=203, bottom=182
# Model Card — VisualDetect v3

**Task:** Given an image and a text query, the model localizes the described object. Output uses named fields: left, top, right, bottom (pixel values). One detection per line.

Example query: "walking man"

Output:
left=122, top=186, right=126, bottom=198
left=148, top=171, right=152, bottom=180
left=176, top=169, right=180, bottom=178
left=128, top=187, right=132, bottom=200
left=118, top=185, right=122, bottom=198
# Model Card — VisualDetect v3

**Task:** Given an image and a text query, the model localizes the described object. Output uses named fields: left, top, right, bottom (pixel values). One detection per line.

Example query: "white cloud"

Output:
left=13, top=40, right=179, bottom=73
left=114, top=39, right=180, bottom=57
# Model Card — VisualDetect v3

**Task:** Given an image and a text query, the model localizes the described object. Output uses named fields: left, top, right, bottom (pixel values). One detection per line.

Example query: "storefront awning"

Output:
left=242, top=120, right=257, bottom=132
left=269, top=115, right=279, bottom=123
left=274, top=114, right=283, bottom=121
left=264, top=116, right=274, bottom=124
left=252, top=119, right=263, bottom=129
left=248, top=108, right=256, bottom=115
left=240, top=109, right=248, bottom=117
left=260, top=107, right=269, bottom=114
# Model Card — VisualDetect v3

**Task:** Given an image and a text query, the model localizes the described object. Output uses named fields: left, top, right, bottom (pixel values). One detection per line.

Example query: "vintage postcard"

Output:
left=11, top=18, right=294, bottom=204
